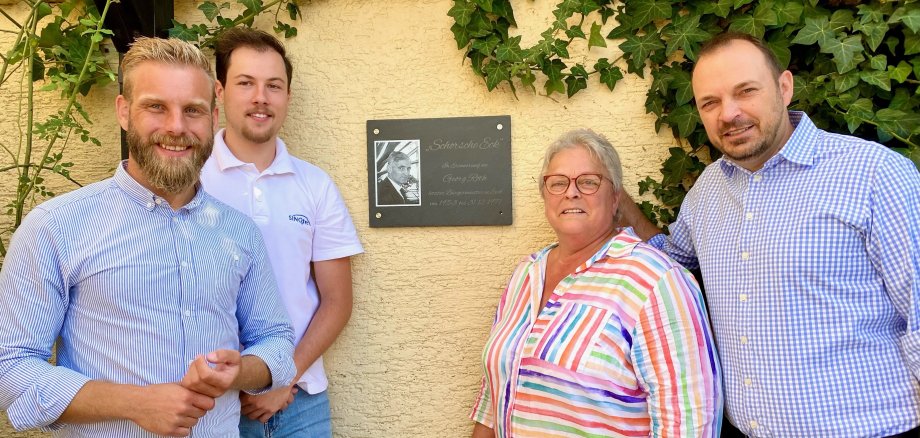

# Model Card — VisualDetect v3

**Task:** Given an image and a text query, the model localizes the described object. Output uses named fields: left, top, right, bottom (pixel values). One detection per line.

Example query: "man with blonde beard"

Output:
left=0, top=37, right=295, bottom=437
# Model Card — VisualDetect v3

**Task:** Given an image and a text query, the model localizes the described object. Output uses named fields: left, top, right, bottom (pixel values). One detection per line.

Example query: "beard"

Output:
left=240, top=124, right=275, bottom=145
left=239, top=105, right=277, bottom=145
left=715, top=90, right=786, bottom=164
left=718, top=119, right=777, bottom=163
left=127, top=125, right=213, bottom=194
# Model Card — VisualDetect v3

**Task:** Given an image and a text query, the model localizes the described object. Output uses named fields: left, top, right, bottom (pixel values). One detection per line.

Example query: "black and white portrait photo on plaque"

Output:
left=366, top=115, right=512, bottom=227
left=374, top=140, right=421, bottom=207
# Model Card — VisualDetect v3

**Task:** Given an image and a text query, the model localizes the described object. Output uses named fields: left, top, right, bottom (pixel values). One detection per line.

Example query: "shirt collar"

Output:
left=603, top=228, right=644, bottom=259
left=387, top=177, right=404, bottom=195
left=212, top=128, right=296, bottom=175
left=776, top=111, right=817, bottom=167
left=718, top=110, right=817, bottom=176
left=112, top=160, right=205, bottom=211
left=533, top=228, right=644, bottom=271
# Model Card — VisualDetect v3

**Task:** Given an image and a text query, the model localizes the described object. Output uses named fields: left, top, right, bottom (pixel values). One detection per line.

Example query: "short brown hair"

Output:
left=214, top=27, right=293, bottom=88
left=121, top=37, right=214, bottom=105
left=694, top=32, right=783, bottom=78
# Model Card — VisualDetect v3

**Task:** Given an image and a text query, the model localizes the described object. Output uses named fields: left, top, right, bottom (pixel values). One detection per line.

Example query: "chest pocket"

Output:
left=198, top=237, right=251, bottom=311
left=522, top=301, right=609, bottom=373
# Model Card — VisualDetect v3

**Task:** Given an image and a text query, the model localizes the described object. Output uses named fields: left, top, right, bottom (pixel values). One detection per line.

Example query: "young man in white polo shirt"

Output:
left=200, top=28, right=363, bottom=437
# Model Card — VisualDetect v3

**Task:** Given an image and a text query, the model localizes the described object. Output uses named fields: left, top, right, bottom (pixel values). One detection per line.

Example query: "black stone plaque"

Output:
left=367, top=115, right=512, bottom=227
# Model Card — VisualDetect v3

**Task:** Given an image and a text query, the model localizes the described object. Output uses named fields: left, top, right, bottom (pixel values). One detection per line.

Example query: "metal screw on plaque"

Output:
left=375, top=212, right=382, bottom=218
left=373, top=128, right=380, bottom=135
left=496, top=123, right=503, bottom=130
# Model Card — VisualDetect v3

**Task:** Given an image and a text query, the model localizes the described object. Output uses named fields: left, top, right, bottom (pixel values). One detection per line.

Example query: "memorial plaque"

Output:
left=367, top=115, right=512, bottom=227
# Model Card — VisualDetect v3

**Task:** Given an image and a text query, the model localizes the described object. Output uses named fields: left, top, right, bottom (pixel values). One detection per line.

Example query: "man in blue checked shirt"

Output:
left=0, top=37, right=295, bottom=437
left=620, top=32, right=920, bottom=437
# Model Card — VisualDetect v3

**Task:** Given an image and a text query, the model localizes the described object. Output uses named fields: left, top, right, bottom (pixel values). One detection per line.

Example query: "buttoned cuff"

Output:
left=240, top=343, right=296, bottom=395
left=7, top=366, right=90, bottom=431
left=899, top=330, right=920, bottom=381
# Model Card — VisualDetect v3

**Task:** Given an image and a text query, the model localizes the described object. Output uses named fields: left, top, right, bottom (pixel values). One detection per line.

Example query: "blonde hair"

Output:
left=121, top=37, right=215, bottom=105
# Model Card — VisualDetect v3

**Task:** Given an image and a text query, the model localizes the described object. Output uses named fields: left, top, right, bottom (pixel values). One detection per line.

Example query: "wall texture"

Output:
left=0, top=1, right=680, bottom=436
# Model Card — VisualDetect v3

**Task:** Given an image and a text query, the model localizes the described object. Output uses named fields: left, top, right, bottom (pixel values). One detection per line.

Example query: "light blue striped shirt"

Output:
left=650, top=112, right=920, bottom=436
left=0, top=163, right=295, bottom=437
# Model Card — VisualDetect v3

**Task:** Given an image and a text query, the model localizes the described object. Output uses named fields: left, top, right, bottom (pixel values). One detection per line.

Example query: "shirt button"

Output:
left=172, top=217, right=179, bottom=223
left=155, top=198, right=162, bottom=205
left=745, top=212, right=753, bottom=220
left=233, top=255, right=240, bottom=261
left=741, top=251, right=750, bottom=260
left=753, top=174, right=763, bottom=182
left=180, top=261, right=188, bottom=268
left=740, top=336, right=749, bottom=344
left=750, top=420, right=759, bottom=429
left=744, top=378, right=753, bottom=386
left=146, top=202, right=154, bottom=208
left=184, top=310, right=191, bottom=317
left=739, top=294, right=749, bottom=302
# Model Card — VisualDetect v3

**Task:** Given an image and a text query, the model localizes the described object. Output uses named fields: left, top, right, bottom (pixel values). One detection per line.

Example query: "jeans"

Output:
left=239, top=389, right=331, bottom=438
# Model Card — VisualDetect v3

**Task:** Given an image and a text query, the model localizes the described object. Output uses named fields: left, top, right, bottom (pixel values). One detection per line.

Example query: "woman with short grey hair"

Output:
left=471, top=128, right=721, bottom=438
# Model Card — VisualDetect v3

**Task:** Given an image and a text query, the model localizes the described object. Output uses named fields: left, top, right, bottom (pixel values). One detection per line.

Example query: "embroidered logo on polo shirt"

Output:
left=288, top=214, right=311, bottom=226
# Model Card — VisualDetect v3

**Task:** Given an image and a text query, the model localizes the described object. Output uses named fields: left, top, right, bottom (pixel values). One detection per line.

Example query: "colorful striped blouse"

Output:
left=471, top=229, right=721, bottom=437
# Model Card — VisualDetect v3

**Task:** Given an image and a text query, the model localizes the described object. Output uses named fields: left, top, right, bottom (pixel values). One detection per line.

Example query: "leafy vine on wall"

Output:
left=449, top=0, right=920, bottom=227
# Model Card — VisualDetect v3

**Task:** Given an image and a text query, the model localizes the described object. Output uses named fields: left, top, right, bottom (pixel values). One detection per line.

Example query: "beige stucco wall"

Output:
left=0, top=1, right=678, bottom=436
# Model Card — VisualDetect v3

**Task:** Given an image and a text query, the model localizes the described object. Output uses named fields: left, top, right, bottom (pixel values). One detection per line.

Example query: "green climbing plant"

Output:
left=0, top=0, right=116, bottom=261
left=169, top=0, right=302, bottom=47
left=449, top=0, right=920, bottom=228
left=0, top=0, right=301, bottom=263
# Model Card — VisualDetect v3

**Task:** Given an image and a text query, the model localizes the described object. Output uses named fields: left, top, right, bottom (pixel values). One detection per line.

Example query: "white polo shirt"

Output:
left=201, top=129, right=364, bottom=394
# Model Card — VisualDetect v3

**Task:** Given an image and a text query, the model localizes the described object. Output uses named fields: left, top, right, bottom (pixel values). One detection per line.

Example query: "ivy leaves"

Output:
left=449, top=0, right=617, bottom=96
left=169, top=0, right=301, bottom=47
left=662, top=15, right=709, bottom=61
left=787, top=2, right=920, bottom=159
left=628, top=0, right=671, bottom=26
left=620, top=33, right=665, bottom=77
left=450, top=0, right=920, bottom=228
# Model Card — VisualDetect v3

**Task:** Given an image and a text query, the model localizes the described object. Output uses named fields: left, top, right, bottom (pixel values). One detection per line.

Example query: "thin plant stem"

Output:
left=15, top=6, right=39, bottom=227
left=200, top=0, right=283, bottom=47
left=16, top=0, right=114, bottom=227
left=830, top=106, right=918, bottom=149
left=0, top=2, right=37, bottom=88
left=0, top=164, right=82, bottom=186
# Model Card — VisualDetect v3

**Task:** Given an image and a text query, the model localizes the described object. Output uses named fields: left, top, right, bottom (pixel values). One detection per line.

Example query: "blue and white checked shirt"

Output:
left=0, top=163, right=296, bottom=437
left=651, top=112, right=920, bottom=437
